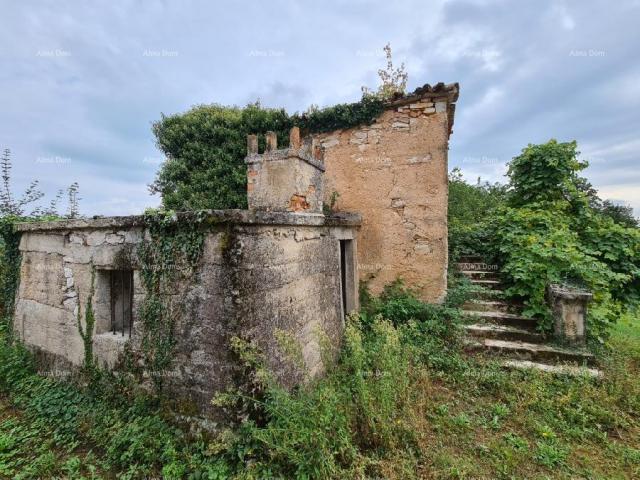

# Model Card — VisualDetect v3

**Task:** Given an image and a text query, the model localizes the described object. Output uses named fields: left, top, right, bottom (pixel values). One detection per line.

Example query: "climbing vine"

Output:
left=0, top=215, right=64, bottom=334
left=136, top=209, right=206, bottom=390
left=77, top=267, right=96, bottom=371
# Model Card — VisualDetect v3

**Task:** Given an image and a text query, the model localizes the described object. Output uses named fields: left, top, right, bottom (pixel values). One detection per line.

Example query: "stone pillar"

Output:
left=247, top=134, right=258, bottom=155
left=289, top=126, right=301, bottom=149
left=265, top=131, right=277, bottom=152
left=547, top=284, right=593, bottom=346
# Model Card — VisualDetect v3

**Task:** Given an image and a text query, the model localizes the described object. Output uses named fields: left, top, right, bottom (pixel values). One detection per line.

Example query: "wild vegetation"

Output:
left=0, top=282, right=638, bottom=478
left=449, top=140, right=640, bottom=340
left=0, top=149, right=82, bottom=322
left=0, top=187, right=638, bottom=478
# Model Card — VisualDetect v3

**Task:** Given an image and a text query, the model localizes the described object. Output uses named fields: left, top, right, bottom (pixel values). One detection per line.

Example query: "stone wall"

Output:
left=14, top=211, right=359, bottom=422
left=315, top=84, right=458, bottom=302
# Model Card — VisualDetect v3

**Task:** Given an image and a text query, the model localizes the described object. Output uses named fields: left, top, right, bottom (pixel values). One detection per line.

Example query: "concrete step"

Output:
left=502, top=360, right=602, bottom=378
left=461, top=270, right=500, bottom=281
left=470, top=279, right=502, bottom=290
left=466, top=338, right=596, bottom=365
left=465, top=323, right=544, bottom=343
left=462, top=310, right=538, bottom=330
left=462, top=300, right=519, bottom=313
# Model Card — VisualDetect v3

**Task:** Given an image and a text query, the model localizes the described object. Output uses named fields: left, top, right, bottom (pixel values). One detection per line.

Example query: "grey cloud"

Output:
left=0, top=0, right=638, bottom=216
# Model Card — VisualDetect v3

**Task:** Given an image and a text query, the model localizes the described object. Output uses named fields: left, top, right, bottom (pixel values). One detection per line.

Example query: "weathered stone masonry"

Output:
left=317, top=83, right=458, bottom=302
left=14, top=211, right=360, bottom=419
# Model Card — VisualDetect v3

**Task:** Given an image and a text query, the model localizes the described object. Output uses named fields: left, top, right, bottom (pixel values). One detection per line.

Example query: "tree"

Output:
left=151, top=103, right=292, bottom=211
left=506, top=140, right=588, bottom=208
left=488, top=139, right=640, bottom=340
left=595, top=199, right=638, bottom=228
left=447, top=168, right=507, bottom=259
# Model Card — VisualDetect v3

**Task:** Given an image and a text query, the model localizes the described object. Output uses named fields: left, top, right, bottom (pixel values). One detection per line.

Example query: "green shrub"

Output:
left=216, top=284, right=467, bottom=478
left=485, top=140, right=640, bottom=339
left=490, top=202, right=628, bottom=337
left=151, top=103, right=291, bottom=211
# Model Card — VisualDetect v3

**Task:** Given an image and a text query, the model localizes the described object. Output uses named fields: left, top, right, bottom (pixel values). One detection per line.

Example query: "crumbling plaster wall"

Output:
left=14, top=227, right=145, bottom=371
left=13, top=212, right=359, bottom=419
left=315, top=94, right=454, bottom=302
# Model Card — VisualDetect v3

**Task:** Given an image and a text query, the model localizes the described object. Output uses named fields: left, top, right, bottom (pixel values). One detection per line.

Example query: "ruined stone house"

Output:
left=13, top=82, right=458, bottom=421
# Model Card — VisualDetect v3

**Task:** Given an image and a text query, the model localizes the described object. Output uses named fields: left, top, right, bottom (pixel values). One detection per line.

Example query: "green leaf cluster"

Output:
left=490, top=140, right=640, bottom=339
left=447, top=168, right=507, bottom=260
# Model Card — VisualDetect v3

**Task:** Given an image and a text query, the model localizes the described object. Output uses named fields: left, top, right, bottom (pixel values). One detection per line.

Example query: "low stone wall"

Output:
left=14, top=210, right=359, bottom=422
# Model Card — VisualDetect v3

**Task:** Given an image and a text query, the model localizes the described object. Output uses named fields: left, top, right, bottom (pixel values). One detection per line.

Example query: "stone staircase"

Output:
left=457, top=256, right=600, bottom=377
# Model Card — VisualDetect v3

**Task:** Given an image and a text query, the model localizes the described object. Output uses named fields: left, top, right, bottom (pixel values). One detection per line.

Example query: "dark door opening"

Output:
left=339, top=239, right=355, bottom=318
left=110, top=270, right=133, bottom=336
left=340, top=240, right=348, bottom=317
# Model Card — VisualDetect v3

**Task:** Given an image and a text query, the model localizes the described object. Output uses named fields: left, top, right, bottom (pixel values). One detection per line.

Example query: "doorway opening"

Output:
left=339, top=239, right=355, bottom=319
left=109, top=269, right=133, bottom=336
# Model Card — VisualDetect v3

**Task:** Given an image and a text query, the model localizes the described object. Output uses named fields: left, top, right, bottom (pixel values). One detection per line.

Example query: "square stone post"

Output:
left=547, top=284, right=593, bottom=346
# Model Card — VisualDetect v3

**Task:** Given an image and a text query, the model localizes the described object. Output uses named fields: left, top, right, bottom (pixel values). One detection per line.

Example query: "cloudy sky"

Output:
left=1, top=0, right=639, bottom=217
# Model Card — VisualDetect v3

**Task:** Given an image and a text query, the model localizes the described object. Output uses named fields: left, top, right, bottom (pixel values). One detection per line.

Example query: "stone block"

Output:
left=547, top=284, right=592, bottom=346
left=19, top=233, right=66, bottom=255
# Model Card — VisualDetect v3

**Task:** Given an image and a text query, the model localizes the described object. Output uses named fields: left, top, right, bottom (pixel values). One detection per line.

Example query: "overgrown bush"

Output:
left=214, top=316, right=424, bottom=479
left=489, top=201, right=629, bottom=338
left=450, top=140, right=639, bottom=340
left=211, top=282, right=469, bottom=479
left=487, top=140, right=640, bottom=340
left=0, top=324, right=228, bottom=478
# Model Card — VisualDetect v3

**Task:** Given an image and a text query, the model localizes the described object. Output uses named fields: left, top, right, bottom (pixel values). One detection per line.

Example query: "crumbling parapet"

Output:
left=245, top=127, right=325, bottom=214
left=547, top=284, right=593, bottom=346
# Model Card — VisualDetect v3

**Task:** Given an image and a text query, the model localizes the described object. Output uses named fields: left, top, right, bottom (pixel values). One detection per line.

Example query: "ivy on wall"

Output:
left=136, top=209, right=206, bottom=390
left=292, top=95, right=385, bottom=134
left=77, top=267, right=96, bottom=371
